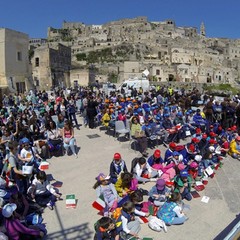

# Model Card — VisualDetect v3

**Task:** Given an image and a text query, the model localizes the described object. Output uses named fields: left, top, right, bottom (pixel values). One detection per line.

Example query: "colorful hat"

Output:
left=113, top=153, right=121, bottom=160
left=154, top=149, right=161, bottom=158
left=209, top=139, right=217, bottom=144
left=2, top=203, right=17, bottom=218
left=156, top=179, right=165, bottom=191
left=180, top=170, right=189, bottom=178
left=188, top=144, right=195, bottom=152
left=192, top=137, right=200, bottom=143
left=96, top=173, right=110, bottom=182
left=196, top=128, right=201, bottom=134
left=190, top=162, right=198, bottom=169
left=209, top=132, right=217, bottom=137
left=169, top=142, right=176, bottom=149
left=173, top=151, right=180, bottom=157
left=202, top=134, right=208, bottom=139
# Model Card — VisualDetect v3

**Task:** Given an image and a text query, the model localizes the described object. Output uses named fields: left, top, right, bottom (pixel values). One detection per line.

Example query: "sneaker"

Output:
left=162, top=221, right=168, bottom=233
left=74, top=154, right=78, bottom=159
left=46, top=202, right=53, bottom=210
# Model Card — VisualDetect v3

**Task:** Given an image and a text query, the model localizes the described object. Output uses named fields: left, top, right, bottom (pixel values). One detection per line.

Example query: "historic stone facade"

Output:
left=41, top=17, right=240, bottom=85
left=31, top=43, right=71, bottom=91
left=0, top=28, right=32, bottom=94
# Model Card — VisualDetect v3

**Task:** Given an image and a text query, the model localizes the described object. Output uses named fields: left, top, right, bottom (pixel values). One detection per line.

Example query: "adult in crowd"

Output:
left=86, top=95, right=99, bottom=129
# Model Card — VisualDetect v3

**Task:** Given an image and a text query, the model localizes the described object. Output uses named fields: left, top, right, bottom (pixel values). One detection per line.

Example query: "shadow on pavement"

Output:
left=45, top=203, right=93, bottom=240
left=46, top=222, right=93, bottom=240
left=213, top=214, right=240, bottom=240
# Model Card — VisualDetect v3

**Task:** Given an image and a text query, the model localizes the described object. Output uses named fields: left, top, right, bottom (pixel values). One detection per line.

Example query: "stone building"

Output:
left=0, top=28, right=32, bottom=96
left=46, top=17, right=240, bottom=85
left=31, top=43, right=71, bottom=91
left=70, top=68, right=95, bottom=87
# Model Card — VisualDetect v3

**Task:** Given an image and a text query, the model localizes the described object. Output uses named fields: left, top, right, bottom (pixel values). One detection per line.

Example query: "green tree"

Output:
left=76, top=53, right=87, bottom=61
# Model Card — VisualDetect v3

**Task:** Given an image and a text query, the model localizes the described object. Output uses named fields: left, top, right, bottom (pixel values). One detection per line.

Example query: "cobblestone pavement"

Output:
left=43, top=115, right=240, bottom=240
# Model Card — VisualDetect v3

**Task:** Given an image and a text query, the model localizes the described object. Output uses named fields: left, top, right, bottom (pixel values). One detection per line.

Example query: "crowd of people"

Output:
left=0, top=84, right=239, bottom=239
left=91, top=86, right=240, bottom=239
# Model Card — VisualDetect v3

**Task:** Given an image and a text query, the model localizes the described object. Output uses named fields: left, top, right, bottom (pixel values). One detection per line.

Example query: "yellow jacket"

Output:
left=101, top=113, right=111, bottom=127
left=114, top=177, right=130, bottom=197
left=229, top=140, right=240, bottom=155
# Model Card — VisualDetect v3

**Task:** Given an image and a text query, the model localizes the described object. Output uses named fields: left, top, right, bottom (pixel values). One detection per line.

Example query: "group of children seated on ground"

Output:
left=93, top=123, right=239, bottom=240
left=0, top=166, right=62, bottom=239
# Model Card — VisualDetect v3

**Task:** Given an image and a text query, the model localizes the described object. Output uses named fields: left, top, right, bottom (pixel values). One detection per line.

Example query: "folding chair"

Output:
left=115, top=120, right=130, bottom=141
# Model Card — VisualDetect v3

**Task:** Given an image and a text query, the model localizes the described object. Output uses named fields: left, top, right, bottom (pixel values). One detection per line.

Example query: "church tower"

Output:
left=200, top=22, right=206, bottom=37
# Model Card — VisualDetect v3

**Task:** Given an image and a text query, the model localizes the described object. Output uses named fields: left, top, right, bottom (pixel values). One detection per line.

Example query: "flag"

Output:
left=92, top=195, right=106, bottom=211
left=66, top=194, right=76, bottom=209
left=52, top=181, right=63, bottom=188
left=38, top=162, right=49, bottom=171
left=139, top=216, right=148, bottom=223
left=148, top=205, right=154, bottom=215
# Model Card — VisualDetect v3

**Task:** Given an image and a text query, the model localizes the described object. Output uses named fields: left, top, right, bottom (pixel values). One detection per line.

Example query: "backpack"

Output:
left=148, top=216, right=167, bottom=232
left=112, top=207, right=123, bottom=228
left=112, top=207, right=122, bottom=220
left=130, top=157, right=139, bottom=173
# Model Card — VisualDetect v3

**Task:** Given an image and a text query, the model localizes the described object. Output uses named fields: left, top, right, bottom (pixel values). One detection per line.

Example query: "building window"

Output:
left=156, top=69, right=160, bottom=75
left=35, top=58, right=39, bottom=67
left=35, top=79, right=39, bottom=86
left=17, top=51, right=22, bottom=61
left=132, top=69, right=135, bottom=73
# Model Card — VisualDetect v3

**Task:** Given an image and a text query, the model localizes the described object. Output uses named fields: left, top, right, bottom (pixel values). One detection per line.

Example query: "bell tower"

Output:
left=200, top=22, right=206, bottom=37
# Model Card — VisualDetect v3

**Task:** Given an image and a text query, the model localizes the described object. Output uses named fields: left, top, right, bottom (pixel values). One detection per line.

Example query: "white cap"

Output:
left=2, top=203, right=17, bottom=218
left=194, top=155, right=202, bottom=162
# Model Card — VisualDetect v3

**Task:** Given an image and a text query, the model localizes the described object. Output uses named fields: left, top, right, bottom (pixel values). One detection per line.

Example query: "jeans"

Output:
left=63, top=138, right=76, bottom=155
left=181, top=187, right=192, bottom=201
left=171, top=215, right=188, bottom=225
left=69, top=113, right=79, bottom=127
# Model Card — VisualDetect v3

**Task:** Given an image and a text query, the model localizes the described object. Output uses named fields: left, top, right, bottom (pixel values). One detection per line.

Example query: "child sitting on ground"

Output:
left=115, top=172, right=138, bottom=197
left=131, top=157, right=158, bottom=184
left=115, top=201, right=141, bottom=239
left=93, top=173, right=120, bottom=217
left=148, top=179, right=171, bottom=207
left=27, top=171, right=61, bottom=210
left=94, top=216, right=119, bottom=240
left=157, top=192, right=188, bottom=226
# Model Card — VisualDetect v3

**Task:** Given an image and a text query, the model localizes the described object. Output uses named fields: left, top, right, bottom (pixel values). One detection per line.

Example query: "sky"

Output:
left=0, top=0, right=240, bottom=39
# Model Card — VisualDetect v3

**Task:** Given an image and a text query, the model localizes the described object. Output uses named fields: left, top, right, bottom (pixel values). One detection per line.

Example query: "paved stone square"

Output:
left=42, top=116, right=240, bottom=240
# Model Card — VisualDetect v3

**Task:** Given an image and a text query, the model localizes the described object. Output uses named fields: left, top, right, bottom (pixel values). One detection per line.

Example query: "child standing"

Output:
left=93, top=173, right=119, bottom=217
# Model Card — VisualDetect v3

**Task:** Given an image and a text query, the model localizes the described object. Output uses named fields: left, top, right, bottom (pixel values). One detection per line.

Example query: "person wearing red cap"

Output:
left=147, top=149, right=164, bottom=169
left=220, top=135, right=230, bottom=157
left=192, top=128, right=202, bottom=140
left=109, top=153, right=128, bottom=184
left=164, top=142, right=176, bottom=163
left=180, top=144, right=197, bottom=166
left=229, top=135, right=240, bottom=159
left=198, top=133, right=208, bottom=156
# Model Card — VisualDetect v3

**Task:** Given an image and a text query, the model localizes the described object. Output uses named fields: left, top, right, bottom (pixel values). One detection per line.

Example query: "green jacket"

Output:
left=173, top=175, right=192, bottom=193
